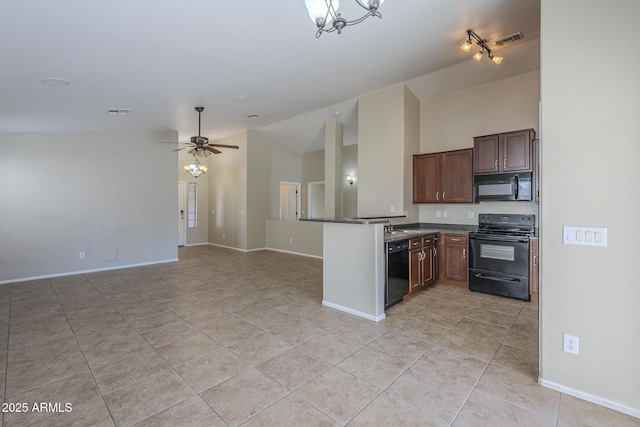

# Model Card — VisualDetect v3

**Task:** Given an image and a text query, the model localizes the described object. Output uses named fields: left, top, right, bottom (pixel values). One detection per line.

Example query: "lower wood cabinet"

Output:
left=406, top=235, right=437, bottom=299
left=529, top=237, right=539, bottom=302
left=437, top=233, right=469, bottom=288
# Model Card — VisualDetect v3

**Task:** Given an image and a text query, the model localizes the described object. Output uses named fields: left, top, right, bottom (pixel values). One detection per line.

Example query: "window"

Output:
left=187, top=183, right=197, bottom=228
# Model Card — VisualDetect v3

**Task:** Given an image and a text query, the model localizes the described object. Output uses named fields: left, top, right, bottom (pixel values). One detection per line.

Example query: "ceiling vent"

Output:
left=107, top=108, right=132, bottom=115
left=491, top=32, right=524, bottom=48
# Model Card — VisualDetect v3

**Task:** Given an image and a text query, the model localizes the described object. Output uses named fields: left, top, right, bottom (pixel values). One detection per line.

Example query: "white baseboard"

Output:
left=322, top=300, right=385, bottom=322
left=0, top=258, right=179, bottom=285
left=539, top=379, right=640, bottom=419
left=265, top=247, right=323, bottom=259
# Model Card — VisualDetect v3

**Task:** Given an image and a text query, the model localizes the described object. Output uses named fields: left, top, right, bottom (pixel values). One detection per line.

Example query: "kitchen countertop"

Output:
left=300, top=215, right=406, bottom=225
left=384, top=223, right=477, bottom=243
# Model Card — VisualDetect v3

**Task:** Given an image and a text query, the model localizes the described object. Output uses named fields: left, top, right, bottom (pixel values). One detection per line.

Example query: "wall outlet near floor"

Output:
left=563, top=334, right=579, bottom=355
left=79, top=251, right=85, bottom=259
left=222, top=233, right=226, bottom=239
left=436, top=210, right=442, bottom=218
left=442, top=211, right=448, bottom=218
left=468, top=211, right=474, bottom=219
left=289, top=238, right=293, bottom=244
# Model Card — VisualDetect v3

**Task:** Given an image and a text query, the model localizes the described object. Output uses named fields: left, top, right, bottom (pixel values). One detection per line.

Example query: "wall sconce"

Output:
left=347, top=175, right=355, bottom=185
left=460, top=29, right=503, bottom=65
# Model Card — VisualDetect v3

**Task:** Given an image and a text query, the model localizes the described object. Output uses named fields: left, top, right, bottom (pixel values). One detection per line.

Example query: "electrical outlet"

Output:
left=468, top=211, right=474, bottom=219
left=222, top=233, right=226, bottom=239
left=79, top=251, right=85, bottom=259
left=563, top=334, right=579, bottom=355
left=289, top=238, right=293, bottom=244
left=436, top=210, right=441, bottom=218
left=443, top=211, right=448, bottom=218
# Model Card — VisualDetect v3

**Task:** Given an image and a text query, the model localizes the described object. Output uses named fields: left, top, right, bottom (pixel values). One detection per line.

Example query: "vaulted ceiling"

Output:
left=0, top=0, right=540, bottom=153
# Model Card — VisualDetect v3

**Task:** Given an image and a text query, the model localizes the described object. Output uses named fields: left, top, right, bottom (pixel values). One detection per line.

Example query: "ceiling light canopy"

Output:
left=184, top=157, right=208, bottom=178
left=460, top=29, right=503, bottom=65
left=305, top=0, right=385, bottom=38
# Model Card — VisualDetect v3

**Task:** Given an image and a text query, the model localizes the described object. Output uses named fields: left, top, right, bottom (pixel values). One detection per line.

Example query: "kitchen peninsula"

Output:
left=301, top=216, right=405, bottom=322
left=301, top=216, right=476, bottom=322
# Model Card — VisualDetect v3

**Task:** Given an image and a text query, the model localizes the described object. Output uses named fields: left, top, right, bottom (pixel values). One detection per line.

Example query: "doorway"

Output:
left=178, top=181, right=186, bottom=246
left=308, top=181, right=325, bottom=219
left=280, top=182, right=301, bottom=220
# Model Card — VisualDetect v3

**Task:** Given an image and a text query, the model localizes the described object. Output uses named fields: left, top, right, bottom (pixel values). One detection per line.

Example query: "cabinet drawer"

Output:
left=422, top=235, right=436, bottom=245
left=409, top=238, right=422, bottom=249
left=444, top=234, right=468, bottom=245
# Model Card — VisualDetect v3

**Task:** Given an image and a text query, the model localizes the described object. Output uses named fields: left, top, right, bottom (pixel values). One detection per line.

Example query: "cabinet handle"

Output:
left=503, top=158, right=506, bottom=168
left=533, top=255, right=537, bottom=266
left=494, top=159, right=498, bottom=170
left=463, top=248, right=466, bottom=258
left=442, top=191, right=446, bottom=200
left=451, top=238, right=461, bottom=242
left=436, top=191, right=439, bottom=201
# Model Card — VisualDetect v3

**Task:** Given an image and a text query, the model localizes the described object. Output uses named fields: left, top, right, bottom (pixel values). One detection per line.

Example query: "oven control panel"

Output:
left=478, top=214, right=535, bottom=227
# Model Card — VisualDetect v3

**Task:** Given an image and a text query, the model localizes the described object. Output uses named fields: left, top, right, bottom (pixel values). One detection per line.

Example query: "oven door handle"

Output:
left=470, top=235, right=530, bottom=244
left=473, top=273, right=522, bottom=283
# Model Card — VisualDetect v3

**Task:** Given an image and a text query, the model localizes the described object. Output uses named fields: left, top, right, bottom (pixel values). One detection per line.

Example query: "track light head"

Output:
left=472, top=50, right=484, bottom=62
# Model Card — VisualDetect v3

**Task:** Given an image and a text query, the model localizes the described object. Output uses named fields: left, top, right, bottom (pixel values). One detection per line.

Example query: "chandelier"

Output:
left=304, top=0, right=385, bottom=38
left=184, top=157, right=208, bottom=178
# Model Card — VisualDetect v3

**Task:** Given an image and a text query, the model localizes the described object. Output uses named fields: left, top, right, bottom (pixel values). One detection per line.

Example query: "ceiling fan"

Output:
left=159, top=106, right=239, bottom=157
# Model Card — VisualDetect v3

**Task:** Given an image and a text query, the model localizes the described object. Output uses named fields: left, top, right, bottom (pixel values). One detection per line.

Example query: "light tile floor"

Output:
left=1, top=245, right=639, bottom=426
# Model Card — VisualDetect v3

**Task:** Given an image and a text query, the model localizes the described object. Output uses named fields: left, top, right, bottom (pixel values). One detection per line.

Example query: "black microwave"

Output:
left=474, top=172, right=532, bottom=201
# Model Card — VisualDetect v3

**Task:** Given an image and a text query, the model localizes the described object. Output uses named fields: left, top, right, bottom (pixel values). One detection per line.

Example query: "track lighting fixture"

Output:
left=460, top=29, right=503, bottom=65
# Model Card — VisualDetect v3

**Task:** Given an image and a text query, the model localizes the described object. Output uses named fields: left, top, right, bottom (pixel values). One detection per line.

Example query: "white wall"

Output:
left=208, top=131, right=248, bottom=249
left=358, top=84, right=419, bottom=218
left=247, top=130, right=301, bottom=250
left=0, top=131, right=178, bottom=283
left=540, top=0, right=640, bottom=415
left=419, top=71, right=540, bottom=225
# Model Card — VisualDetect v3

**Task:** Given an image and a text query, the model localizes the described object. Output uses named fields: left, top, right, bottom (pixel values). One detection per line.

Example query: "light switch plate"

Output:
left=563, top=226, right=607, bottom=247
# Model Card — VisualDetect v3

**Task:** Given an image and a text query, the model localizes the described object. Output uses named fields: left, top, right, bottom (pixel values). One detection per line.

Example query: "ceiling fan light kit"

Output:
left=158, top=106, right=240, bottom=163
left=305, top=0, right=385, bottom=38
left=461, top=28, right=504, bottom=65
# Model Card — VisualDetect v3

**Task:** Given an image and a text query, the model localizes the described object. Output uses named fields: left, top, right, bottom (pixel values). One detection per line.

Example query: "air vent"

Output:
left=107, top=108, right=132, bottom=115
left=491, top=32, right=524, bottom=47
left=247, top=113, right=264, bottom=119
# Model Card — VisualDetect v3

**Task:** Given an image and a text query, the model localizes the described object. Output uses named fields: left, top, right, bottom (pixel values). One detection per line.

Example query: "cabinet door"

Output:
left=413, top=154, right=441, bottom=203
left=474, top=134, right=500, bottom=174
left=408, top=248, right=422, bottom=292
left=422, top=244, right=436, bottom=286
left=441, top=149, right=474, bottom=203
left=502, top=130, right=532, bottom=172
left=443, top=245, right=467, bottom=282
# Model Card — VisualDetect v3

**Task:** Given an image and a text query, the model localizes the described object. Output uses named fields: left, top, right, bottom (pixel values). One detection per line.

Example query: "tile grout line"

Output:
left=50, top=275, right=119, bottom=427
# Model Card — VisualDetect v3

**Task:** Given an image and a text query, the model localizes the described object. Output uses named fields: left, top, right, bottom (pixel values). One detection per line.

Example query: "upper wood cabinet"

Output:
left=413, top=148, right=473, bottom=203
left=474, top=129, right=535, bottom=174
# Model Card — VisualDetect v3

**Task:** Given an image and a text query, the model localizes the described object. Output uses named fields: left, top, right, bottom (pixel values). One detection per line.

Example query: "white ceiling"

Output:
left=0, top=0, right=540, bottom=153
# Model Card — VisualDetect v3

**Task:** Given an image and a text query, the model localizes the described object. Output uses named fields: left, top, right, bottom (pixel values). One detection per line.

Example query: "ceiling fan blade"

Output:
left=208, top=144, right=239, bottom=149
left=205, top=147, right=222, bottom=155
left=172, top=147, right=188, bottom=152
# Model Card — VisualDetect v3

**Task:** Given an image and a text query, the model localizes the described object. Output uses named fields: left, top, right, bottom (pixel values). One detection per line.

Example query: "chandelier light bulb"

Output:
left=473, top=50, right=484, bottom=62
left=491, top=55, right=504, bottom=65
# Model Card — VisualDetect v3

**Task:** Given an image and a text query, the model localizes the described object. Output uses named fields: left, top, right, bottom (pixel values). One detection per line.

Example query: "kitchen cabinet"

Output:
left=474, top=129, right=535, bottom=174
left=529, top=237, right=539, bottom=302
left=437, top=233, right=468, bottom=288
left=406, top=235, right=437, bottom=298
left=413, top=148, right=473, bottom=203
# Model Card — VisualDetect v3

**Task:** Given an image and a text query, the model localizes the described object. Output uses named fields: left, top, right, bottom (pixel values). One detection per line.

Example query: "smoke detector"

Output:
left=107, top=108, right=132, bottom=115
